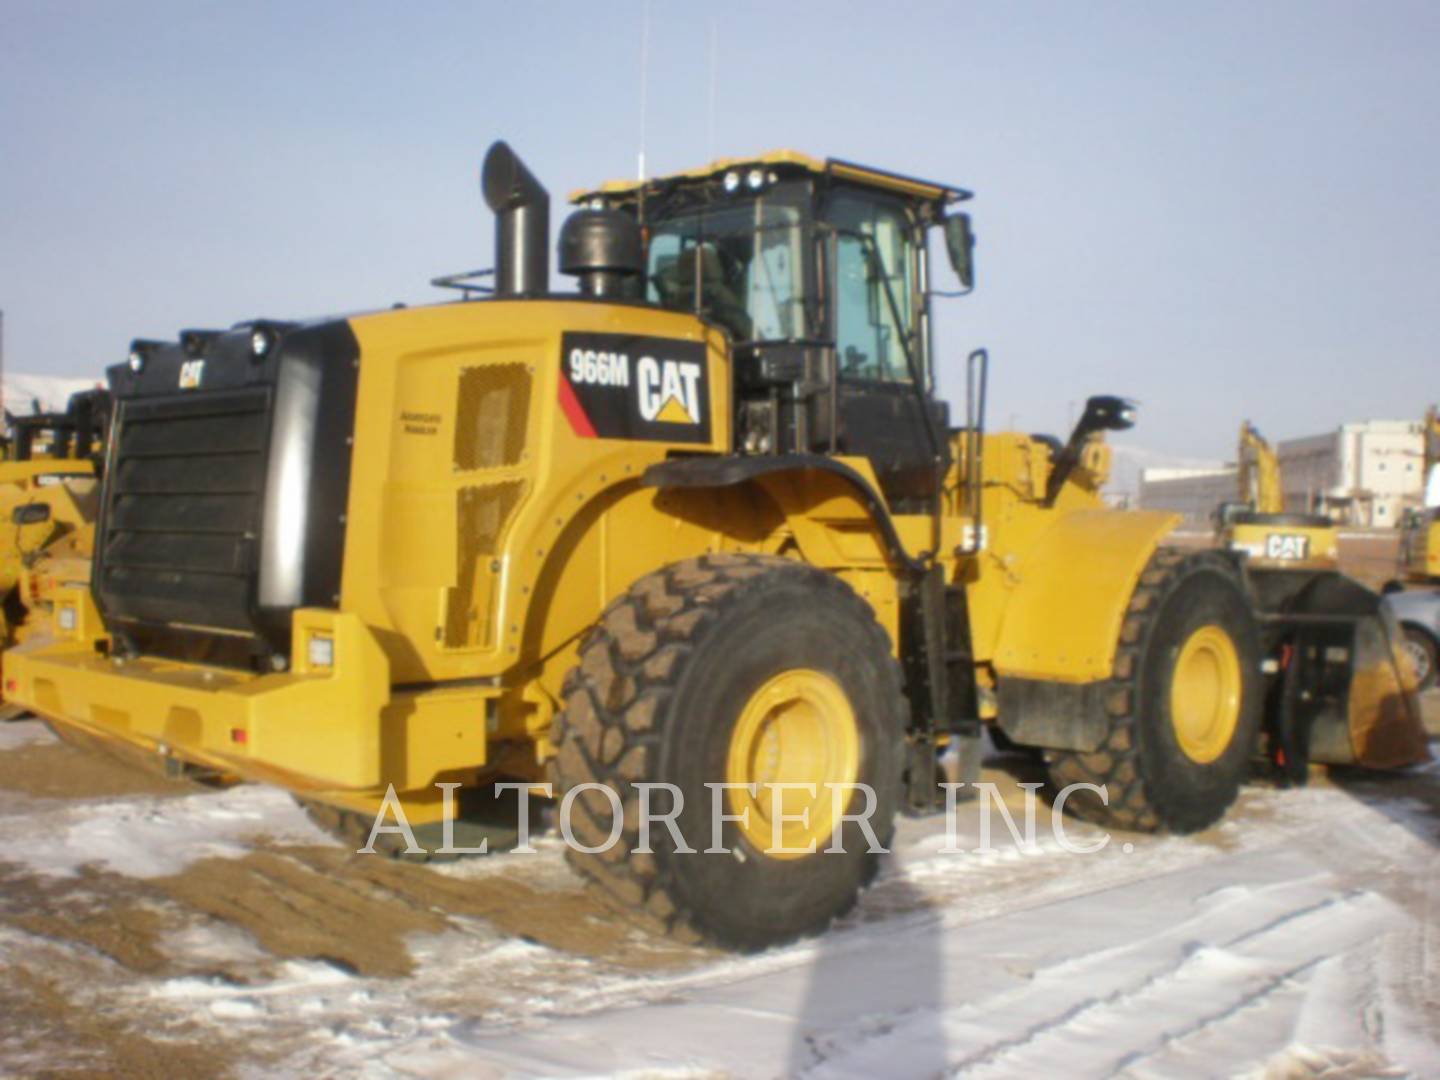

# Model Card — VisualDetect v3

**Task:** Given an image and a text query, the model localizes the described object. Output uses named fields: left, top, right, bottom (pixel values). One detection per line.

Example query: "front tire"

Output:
left=550, top=553, right=905, bottom=950
left=1048, top=549, right=1263, bottom=833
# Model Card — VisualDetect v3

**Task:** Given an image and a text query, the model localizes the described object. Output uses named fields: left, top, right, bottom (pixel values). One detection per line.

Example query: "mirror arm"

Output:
left=1043, top=396, right=1136, bottom=507
left=1043, top=438, right=1090, bottom=508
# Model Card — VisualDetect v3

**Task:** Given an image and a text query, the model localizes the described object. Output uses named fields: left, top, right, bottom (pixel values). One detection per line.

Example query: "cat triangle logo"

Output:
left=637, top=356, right=703, bottom=425
left=655, top=395, right=697, bottom=424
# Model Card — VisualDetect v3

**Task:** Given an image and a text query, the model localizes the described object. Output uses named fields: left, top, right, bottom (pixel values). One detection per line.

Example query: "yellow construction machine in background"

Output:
left=1397, top=405, right=1439, bottom=585
left=1218, top=420, right=1338, bottom=571
left=0, top=390, right=108, bottom=709
left=1214, top=419, right=1423, bottom=770
left=1384, top=405, right=1440, bottom=690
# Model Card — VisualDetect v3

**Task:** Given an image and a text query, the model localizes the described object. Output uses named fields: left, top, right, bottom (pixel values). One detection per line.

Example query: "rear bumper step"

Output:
left=6, top=604, right=495, bottom=799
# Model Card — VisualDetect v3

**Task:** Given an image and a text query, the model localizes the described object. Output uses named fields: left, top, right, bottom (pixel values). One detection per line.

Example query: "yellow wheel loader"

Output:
left=0, top=390, right=108, bottom=710
left=5, top=144, right=1426, bottom=949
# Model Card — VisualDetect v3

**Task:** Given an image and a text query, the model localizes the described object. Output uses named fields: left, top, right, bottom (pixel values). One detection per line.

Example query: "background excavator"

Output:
left=1215, top=419, right=1425, bottom=776
left=1218, top=420, right=1338, bottom=571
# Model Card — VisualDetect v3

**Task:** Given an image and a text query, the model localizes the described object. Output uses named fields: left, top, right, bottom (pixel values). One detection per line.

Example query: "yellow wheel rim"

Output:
left=1170, top=624, right=1242, bottom=764
left=725, top=669, right=860, bottom=859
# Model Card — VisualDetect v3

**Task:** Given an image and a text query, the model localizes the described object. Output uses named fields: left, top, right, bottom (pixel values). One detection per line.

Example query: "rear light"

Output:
left=307, top=634, right=335, bottom=669
left=250, top=327, right=274, bottom=359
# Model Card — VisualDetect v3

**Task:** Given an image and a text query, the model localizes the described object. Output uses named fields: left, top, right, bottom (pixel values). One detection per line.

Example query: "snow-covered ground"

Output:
left=1, top=717, right=1437, bottom=1078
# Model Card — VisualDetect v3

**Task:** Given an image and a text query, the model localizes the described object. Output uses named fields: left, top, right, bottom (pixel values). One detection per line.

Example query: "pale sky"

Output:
left=1, top=0, right=1436, bottom=457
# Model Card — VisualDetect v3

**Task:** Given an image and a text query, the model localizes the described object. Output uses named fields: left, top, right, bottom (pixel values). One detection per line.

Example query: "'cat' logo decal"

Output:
left=1264, top=533, right=1311, bottom=561
left=559, top=332, right=710, bottom=443
left=178, top=359, right=205, bottom=389
left=636, top=356, right=703, bottom=424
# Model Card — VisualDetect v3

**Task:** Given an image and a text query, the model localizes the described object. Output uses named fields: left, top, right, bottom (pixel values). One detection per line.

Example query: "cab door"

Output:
left=825, top=190, right=945, bottom=508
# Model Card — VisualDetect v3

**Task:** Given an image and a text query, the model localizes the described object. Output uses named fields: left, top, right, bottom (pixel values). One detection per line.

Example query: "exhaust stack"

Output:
left=481, top=141, right=550, bottom=297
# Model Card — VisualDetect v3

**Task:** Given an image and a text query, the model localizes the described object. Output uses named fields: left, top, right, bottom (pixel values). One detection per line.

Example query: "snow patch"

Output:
left=0, top=718, right=57, bottom=751
left=0, top=784, right=336, bottom=878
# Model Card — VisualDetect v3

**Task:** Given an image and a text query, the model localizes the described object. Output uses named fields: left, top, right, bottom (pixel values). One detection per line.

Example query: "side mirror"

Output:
left=1078, top=395, right=1138, bottom=435
left=944, top=213, right=975, bottom=290
left=12, top=503, right=51, bottom=526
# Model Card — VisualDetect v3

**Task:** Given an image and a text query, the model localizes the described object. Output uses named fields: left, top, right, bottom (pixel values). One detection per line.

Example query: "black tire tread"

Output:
left=295, top=798, right=449, bottom=862
left=1047, top=547, right=1250, bottom=833
left=550, top=552, right=906, bottom=948
left=296, top=797, right=520, bottom=863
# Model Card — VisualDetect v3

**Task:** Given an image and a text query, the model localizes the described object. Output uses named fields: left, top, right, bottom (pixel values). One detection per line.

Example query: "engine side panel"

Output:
left=343, top=300, right=733, bottom=685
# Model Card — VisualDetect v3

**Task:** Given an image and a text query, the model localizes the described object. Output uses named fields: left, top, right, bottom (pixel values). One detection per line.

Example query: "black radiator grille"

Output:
left=98, top=388, right=272, bottom=633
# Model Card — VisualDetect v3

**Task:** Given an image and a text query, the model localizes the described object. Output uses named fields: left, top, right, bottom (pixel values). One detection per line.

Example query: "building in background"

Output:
left=1137, top=467, right=1236, bottom=523
left=1279, top=421, right=1422, bottom=528
left=1138, top=420, right=1424, bottom=528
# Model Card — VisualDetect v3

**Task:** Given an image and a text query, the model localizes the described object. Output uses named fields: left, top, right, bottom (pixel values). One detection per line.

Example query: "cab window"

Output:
left=647, top=185, right=809, bottom=343
left=828, top=192, right=917, bottom=383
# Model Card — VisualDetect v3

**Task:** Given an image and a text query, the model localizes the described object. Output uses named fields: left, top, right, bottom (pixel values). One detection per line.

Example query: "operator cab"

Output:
left=570, top=152, right=976, bottom=509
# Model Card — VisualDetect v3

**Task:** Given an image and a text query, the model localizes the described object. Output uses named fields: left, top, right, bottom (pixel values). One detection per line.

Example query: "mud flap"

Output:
left=1257, top=570, right=1429, bottom=771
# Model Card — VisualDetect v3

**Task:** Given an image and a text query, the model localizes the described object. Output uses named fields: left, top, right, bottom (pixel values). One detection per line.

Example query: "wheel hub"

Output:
left=1170, top=624, right=1242, bottom=765
left=725, top=669, right=860, bottom=858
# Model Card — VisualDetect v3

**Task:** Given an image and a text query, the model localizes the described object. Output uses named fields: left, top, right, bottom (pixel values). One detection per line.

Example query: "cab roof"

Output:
left=569, top=149, right=972, bottom=206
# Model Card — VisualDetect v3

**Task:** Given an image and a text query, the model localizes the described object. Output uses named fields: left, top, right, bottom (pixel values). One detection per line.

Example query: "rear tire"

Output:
left=1048, top=549, right=1263, bottom=833
left=550, top=553, right=905, bottom=950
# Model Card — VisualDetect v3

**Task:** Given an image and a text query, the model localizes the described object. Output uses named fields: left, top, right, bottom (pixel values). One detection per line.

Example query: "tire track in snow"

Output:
left=811, top=884, right=1398, bottom=1079
left=956, top=890, right=1393, bottom=1078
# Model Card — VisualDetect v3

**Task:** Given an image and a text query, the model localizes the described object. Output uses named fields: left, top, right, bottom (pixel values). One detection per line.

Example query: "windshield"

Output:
left=646, top=185, right=809, bottom=343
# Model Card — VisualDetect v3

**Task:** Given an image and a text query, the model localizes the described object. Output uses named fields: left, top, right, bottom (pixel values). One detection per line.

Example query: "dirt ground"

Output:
left=0, top=734, right=709, bottom=1077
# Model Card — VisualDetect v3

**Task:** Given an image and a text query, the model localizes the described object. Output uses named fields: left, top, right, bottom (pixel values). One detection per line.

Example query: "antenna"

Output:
left=637, top=0, right=651, bottom=181
left=707, top=18, right=718, bottom=160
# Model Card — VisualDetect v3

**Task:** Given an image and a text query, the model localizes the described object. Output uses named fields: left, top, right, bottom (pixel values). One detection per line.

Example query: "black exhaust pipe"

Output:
left=481, top=141, right=549, bottom=297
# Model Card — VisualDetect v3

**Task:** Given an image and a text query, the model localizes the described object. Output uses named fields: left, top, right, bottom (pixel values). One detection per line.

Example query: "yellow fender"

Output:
left=991, top=509, right=1180, bottom=683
